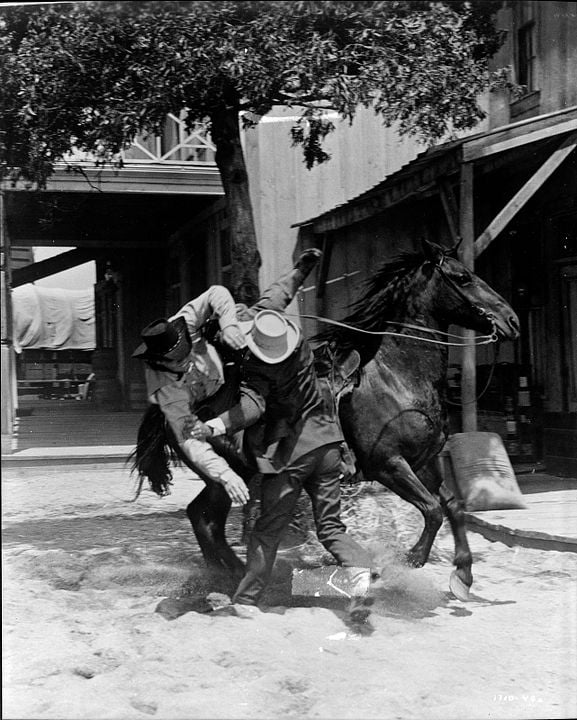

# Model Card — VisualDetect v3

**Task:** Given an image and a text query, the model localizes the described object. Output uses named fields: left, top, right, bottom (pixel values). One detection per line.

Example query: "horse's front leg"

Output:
left=373, top=455, right=444, bottom=568
left=420, top=458, right=473, bottom=592
left=438, top=483, right=473, bottom=594
left=186, top=480, right=245, bottom=580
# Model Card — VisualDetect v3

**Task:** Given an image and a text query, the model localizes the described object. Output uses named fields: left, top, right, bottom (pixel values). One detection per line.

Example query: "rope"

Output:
left=286, top=312, right=498, bottom=347
left=293, top=310, right=499, bottom=405
left=446, top=342, right=500, bottom=407
left=291, top=256, right=502, bottom=348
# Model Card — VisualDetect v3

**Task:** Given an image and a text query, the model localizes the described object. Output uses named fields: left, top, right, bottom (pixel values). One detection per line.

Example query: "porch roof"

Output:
left=293, top=105, right=577, bottom=235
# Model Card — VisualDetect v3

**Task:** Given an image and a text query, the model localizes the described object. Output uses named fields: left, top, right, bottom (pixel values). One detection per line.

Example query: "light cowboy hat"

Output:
left=240, top=310, right=300, bottom=364
left=132, top=316, right=191, bottom=361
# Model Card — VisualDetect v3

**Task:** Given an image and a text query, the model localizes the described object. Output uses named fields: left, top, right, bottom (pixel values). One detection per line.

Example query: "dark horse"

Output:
left=132, top=240, right=519, bottom=597
left=315, top=239, right=519, bottom=597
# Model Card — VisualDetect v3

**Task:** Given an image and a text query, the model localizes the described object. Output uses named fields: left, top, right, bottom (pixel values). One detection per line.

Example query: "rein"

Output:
left=290, top=257, right=501, bottom=407
left=434, top=259, right=502, bottom=404
left=288, top=312, right=498, bottom=347
left=290, top=257, right=500, bottom=348
left=446, top=341, right=500, bottom=406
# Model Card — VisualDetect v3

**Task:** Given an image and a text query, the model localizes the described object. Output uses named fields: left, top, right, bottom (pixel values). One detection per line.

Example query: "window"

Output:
left=517, top=22, right=536, bottom=93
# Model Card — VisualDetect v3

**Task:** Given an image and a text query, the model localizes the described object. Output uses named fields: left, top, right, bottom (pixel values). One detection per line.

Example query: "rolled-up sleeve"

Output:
left=153, top=380, right=242, bottom=484
left=171, top=286, right=239, bottom=342
left=154, top=383, right=196, bottom=444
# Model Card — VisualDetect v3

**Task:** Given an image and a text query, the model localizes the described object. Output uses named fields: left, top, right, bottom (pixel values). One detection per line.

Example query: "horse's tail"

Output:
left=128, top=405, right=179, bottom=498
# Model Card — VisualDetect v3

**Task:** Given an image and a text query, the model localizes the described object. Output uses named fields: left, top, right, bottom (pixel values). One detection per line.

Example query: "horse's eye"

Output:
left=454, top=272, right=472, bottom=286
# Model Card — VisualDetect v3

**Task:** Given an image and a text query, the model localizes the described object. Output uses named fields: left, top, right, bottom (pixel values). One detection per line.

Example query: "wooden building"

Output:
left=1, top=1, right=575, bottom=474
left=1, top=117, right=225, bottom=450
left=293, top=109, right=576, bottom=476
left=281, top=2, right=576, bottom=475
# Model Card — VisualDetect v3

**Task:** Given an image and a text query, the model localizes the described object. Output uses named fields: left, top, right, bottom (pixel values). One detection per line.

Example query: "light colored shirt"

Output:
left=170, top=286, right=238, bottom=344
left=144, top=286, right=239, bottom=445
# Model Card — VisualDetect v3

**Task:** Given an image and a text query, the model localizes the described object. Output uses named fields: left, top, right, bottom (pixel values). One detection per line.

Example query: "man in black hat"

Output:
left=133, top=250, right=322, bottom=504
left=191, top=309, right=373, bottom=611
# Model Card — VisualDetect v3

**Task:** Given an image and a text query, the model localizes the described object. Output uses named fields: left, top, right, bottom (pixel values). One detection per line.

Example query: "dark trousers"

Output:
left=232, top=442, right=372, bottom=606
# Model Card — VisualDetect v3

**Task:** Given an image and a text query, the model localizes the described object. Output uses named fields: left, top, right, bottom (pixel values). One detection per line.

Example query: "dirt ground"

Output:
left=2, top=463, right=577, bottom=720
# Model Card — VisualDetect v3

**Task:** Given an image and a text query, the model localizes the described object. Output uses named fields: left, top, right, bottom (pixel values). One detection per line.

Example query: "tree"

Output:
left=1, top=0, right=509, bottom=304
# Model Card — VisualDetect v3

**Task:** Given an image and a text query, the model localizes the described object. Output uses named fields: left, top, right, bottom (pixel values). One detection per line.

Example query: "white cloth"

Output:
left=12, top=284, right=95, bottom=353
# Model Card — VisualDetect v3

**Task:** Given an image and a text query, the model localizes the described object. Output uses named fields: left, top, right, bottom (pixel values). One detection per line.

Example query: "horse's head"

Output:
left=422, top=240, right=520, bottom=340
left=317, top=240, right=519, bottom=361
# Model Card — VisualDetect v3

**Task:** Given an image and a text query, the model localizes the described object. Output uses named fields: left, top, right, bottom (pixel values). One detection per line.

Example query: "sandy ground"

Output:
left=2, top=463, right=577, bottom=720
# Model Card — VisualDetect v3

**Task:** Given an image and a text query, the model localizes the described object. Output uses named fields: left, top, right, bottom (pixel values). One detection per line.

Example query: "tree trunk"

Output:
left=210, top=107, right=261, bottom=306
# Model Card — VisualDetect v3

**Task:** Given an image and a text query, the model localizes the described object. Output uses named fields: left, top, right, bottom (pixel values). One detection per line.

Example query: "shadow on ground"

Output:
left=4, top=483, right=469, bottom=630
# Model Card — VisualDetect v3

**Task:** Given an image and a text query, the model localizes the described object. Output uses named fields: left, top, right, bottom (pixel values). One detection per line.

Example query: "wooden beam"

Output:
left=1, top=187, right=17, bottom=450
left=310, top=150, right=462, bottom=235
left=439, top=179, right=460, bottom=245
left=463, top=108, right=577, bottom=162
left=8, top=165, right=224, bottom=196
left=474, top=131, right=577, bottom=259
left=459, top=162, right=477, bottom=433
left=12, top=248, right=98, bottom=288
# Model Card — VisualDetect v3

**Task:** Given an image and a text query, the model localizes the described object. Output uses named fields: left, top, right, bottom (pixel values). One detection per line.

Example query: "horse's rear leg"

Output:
left=186, top=481, right=245, bottom=579
left=373, top=455, right=443, bottom=568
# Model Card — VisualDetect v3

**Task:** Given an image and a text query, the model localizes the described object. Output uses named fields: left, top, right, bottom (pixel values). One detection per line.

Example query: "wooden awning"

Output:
left=293, top=105, right=577, bottom=242
left=294, top=105, right=577, bottom=434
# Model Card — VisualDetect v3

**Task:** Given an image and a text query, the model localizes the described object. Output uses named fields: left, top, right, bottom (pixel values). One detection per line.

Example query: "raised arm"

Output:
left=171, top=285, right=242, bottom=347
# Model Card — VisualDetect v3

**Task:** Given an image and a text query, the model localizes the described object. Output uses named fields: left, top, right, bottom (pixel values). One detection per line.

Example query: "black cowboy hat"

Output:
left=132, top=316, right=191, bottom=361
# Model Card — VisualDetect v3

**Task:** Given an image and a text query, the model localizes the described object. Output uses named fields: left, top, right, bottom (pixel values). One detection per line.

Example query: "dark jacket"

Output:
left=217, top=336, right=343, bottom=474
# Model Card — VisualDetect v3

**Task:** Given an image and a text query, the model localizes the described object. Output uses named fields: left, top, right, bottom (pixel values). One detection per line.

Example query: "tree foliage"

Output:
left=0, top=0, right=509, bottom=301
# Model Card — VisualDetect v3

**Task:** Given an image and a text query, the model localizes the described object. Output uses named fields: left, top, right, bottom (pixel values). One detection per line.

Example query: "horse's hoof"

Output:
left=449, top=570, right=471, bottom=602
left=405, top=553, right=425, bottom=569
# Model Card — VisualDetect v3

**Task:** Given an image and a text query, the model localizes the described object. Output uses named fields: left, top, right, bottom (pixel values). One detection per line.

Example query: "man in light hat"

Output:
left=192, top=308, right=373, bottom=610
left=132, top=249, right=322, bottom=505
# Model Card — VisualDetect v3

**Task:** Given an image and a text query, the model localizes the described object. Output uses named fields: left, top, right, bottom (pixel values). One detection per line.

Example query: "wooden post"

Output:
left=439, top=180, right=460, bottom=246
left=0, top=187, right=16, bottom=453
left=459, top=162, right=477, bottom=432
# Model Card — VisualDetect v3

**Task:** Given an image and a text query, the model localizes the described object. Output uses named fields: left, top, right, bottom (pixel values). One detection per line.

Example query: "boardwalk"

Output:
left=466, top=481, right=577, bottom=553
left=11, top=397, right=141, bottom=453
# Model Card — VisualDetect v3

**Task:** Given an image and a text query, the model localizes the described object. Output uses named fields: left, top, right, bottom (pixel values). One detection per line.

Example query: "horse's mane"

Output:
left=314, top=250, right=427, bottom=358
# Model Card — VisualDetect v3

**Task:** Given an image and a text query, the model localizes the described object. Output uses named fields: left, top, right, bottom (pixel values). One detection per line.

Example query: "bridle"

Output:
left=290, top=255, right=499, bottom=348
left=290, top=256, right=501, bottom=406
left=433, top=256, right=498, bottom=339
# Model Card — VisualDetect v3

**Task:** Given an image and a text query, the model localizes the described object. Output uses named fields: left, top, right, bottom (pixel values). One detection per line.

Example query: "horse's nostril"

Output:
left=508, top=315, right=520, bottom=336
